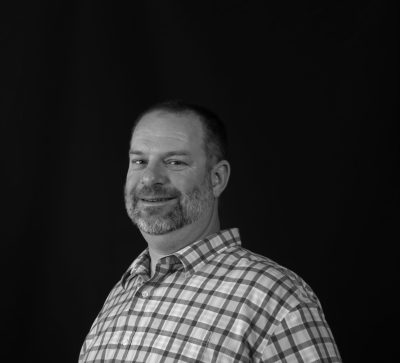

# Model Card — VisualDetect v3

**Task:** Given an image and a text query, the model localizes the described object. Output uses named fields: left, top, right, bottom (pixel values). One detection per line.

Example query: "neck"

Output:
left=141, top=202, right=220, bottom=276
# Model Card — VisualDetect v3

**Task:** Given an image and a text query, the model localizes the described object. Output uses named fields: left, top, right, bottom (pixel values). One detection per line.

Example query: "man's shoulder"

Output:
left=212, top=244, right=321, bottom=310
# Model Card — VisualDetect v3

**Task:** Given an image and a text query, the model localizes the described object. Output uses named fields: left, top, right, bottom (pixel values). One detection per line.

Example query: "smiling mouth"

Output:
left=140, top=197, right=176, bottom=203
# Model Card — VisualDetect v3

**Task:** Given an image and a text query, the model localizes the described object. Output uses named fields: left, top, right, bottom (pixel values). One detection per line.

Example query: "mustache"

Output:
left=130, top=184, right=182, bottom=200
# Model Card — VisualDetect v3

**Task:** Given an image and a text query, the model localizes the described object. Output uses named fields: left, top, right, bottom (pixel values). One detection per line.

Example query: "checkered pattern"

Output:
left=79, top=228, right=341, bottom=362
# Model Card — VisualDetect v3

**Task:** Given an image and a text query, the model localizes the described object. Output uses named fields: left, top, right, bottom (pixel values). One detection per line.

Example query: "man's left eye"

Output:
left=166, top=160, right=186, bottom=166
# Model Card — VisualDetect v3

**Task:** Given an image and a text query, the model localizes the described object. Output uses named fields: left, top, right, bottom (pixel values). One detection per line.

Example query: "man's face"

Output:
left=124, top=111, right=214, bottom=235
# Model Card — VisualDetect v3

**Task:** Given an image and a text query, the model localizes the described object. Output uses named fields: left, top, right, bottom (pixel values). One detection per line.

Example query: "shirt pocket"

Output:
left=200, top=325, right=251, bottom=362
left=125, top=323, right=213, bottom=362
left=83, top=330, right=134, bottom=362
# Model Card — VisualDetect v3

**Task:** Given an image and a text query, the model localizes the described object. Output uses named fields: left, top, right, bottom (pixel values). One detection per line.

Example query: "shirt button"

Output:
left=142, top=291, right=149, bottom=298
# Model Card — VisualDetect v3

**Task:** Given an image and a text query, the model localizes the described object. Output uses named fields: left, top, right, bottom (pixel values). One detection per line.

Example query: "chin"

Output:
left=135, top=217, right=184, bottom=236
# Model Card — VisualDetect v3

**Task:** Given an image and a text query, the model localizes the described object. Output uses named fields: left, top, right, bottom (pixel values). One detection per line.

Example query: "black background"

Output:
left=2, top=1, right=398, bottom=362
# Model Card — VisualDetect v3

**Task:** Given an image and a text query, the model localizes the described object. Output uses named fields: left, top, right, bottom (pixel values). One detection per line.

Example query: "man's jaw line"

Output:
left=140, top=200, right=220, bottom=256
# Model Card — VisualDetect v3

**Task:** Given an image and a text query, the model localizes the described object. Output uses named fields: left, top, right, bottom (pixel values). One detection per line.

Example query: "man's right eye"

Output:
left=130, top=159, right=146, bottom=167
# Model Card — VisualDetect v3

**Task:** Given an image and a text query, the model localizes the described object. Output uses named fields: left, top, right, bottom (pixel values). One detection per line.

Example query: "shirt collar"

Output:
left=121, top=249, right=151, bottom=288
left=121, top=228, right=241, bottom=288
left=174, top=228, right=241, bottom=275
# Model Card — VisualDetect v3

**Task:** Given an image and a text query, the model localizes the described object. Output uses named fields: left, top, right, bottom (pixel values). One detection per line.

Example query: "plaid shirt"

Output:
left=79, top=228, right=341, bottom=362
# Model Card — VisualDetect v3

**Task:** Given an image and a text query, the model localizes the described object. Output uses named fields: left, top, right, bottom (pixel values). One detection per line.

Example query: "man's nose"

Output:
left=140, top=163, right=168, bottom=186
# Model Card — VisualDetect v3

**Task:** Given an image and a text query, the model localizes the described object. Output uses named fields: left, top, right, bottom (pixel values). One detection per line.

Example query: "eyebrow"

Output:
left=129, top=150, right=191, bottom=157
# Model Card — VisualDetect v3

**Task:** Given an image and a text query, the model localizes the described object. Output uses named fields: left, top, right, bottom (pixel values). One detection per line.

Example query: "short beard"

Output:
left=124, top=176, right=214, bottom=235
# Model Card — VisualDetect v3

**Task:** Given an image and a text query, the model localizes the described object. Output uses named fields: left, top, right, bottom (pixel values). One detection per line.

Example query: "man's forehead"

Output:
left=132, top=111, right=204, bottom=143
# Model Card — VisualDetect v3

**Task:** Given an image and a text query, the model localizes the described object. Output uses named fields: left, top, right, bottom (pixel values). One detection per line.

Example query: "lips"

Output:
left=140, top=197, right=175, bottom=202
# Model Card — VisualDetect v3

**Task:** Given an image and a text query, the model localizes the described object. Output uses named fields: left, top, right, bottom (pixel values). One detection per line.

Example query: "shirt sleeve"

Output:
left=259, top=303, right=342, bottom=363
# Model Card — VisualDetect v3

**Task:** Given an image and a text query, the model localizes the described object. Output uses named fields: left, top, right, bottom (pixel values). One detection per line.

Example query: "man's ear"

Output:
left=210, top=160, right=231, bottom=198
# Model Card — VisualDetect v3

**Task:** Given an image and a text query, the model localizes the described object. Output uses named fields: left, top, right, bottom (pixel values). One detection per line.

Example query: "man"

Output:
left=79, top=101, right=341, bottom=362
